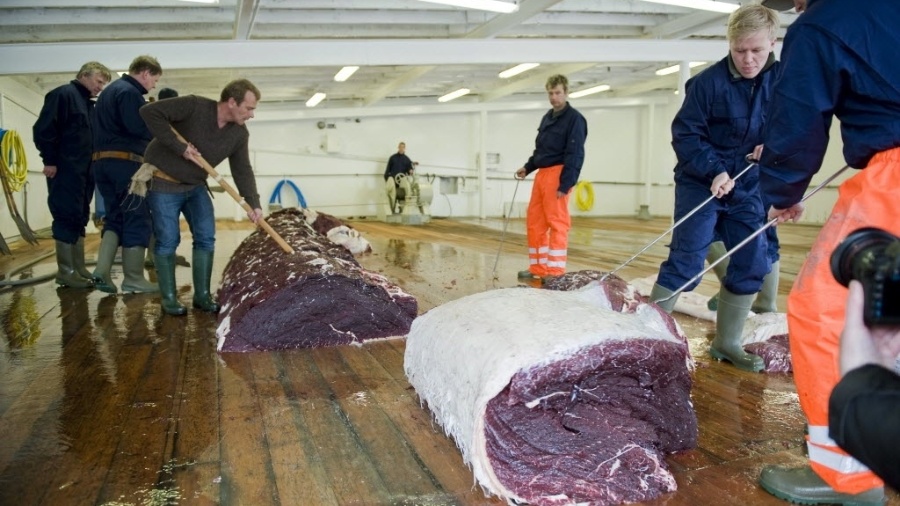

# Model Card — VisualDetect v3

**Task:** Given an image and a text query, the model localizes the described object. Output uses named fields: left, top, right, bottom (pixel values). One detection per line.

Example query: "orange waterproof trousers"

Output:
left=788, top=147, right=900, bottom=494
left=526, top=165, right=571, bottom=277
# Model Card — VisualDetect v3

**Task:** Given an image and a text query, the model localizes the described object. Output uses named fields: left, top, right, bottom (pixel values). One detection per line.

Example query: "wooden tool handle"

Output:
left=171, top=127, right=295, bottom=254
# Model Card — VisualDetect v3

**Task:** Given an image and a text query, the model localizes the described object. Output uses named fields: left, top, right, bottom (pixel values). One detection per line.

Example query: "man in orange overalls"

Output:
left=515, top=74, right=587, bottom=283
left=757, top=0, right=900, bottom=504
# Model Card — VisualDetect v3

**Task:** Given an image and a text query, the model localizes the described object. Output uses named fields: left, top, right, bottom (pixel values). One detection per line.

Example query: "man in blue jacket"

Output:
left=33, top=61, right=112, bottom=288
left=757, top=0, right=900, bottom=503
left=649, top=3, right=780, bottom=372
left=91, top=55, right=162, bottom=294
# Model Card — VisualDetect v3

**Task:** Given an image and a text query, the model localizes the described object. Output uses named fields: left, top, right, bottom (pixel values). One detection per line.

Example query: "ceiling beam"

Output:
left=464, top=0, right=564, bottom=39
left=642, top=11, right=726, bottom=39
left=0, top=39, right=730, bottom=75
left=479, top=63, right=596, bottom=102
left=363, top=0, right=563, bottom=108
left=0, top=7, right=231, bottom=25
left=363, top=66, right=436, bottom=106
left=234, top=0, right=262, bottom=40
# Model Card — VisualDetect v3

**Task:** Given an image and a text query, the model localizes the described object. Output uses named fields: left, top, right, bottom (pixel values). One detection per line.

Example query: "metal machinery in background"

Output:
left=385, top=173, right=433, bottom=225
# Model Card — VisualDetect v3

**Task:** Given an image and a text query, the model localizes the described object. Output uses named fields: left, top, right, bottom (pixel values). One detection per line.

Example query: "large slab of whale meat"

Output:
left=404, top=279, right=697, bottom=506
left=549, top=270, right=791, bottom=373
left=216, top=208, right=416, bottom=352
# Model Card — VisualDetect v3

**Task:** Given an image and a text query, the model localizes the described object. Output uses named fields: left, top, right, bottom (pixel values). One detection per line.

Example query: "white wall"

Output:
left=247, top=98, right=682, bottom=220
left=0, top=76, right=851, bottom=247
left=0, top=77, right=50, bottom=243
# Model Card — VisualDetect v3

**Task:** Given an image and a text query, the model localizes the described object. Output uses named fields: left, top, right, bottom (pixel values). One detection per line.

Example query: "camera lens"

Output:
left=830, top=227, right=898, bottom=286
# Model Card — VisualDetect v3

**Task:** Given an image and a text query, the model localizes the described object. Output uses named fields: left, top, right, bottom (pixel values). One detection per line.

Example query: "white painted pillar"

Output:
left=678, top=60, right=691, bottom=101
left=638, top=103, right=655, bottom=219
left=479, top=109, right=488, bottom=219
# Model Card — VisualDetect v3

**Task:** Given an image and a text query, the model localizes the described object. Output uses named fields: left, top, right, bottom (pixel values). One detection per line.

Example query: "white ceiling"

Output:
left=0, top=0, right=799, bottom=111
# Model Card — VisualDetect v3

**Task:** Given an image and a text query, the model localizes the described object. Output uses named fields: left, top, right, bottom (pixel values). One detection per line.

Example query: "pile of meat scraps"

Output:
left=302, top=208, right=372, bottom=255
left=547, top=271, right=792, bottom=373
left=405, top=278, right=697, bottom=505
left=216, top=208, right=416, bottom=352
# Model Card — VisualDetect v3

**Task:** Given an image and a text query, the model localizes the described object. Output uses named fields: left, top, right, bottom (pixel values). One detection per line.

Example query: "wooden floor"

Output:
left=0, top=216, right=896, bottom=506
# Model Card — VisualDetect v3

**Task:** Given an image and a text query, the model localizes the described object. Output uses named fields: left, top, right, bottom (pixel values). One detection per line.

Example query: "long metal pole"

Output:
left=600, top=161, right=757, bottom=282
left=656, top=164, right=852, bottom=302
left=491, top=174, right=521, bottom=283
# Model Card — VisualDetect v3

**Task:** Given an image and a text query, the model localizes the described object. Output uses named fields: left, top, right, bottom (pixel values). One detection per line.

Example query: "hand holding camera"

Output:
left=831, top=227, right=900, bottom=326
left=839, top=280, right=900, bottom=375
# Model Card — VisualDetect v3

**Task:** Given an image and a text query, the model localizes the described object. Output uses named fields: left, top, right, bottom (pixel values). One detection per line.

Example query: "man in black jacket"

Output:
left=33, top=61, right=112, bottom=288
left=384, top=141, right=417, bottom=214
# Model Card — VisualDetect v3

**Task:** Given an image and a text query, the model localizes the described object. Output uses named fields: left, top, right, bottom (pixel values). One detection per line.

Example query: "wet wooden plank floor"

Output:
left=0, top=216, right=897, bottom=505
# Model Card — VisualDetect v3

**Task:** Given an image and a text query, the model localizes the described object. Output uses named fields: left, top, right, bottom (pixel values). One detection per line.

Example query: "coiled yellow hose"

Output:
left=0, top=129, right=27, bottom=192
left=574, top=180, right=594, bottom=211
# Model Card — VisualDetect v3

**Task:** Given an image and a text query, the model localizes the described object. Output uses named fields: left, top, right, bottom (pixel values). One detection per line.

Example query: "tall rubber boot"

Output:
left=706, top=240, right=729, bottom=311
left=649, top=283, right=679, bottom=314
left=759, top=465, right=884, bottom=505
left=72, top=236, right=93, bottom=280
left=145, top=235, right=156, bottom=268
left=191, top=249, right=220, bottom=313
left=711, top=287, right=764, bottom=372
left=55, top=240, right=93, bottom=289
left=92, top=231, right=120, bottom=294
left=155, top=254, right=186, bottom=316
left=751, top=260, right=779, bottom=314
left=121, top=247, right=159, bottom=294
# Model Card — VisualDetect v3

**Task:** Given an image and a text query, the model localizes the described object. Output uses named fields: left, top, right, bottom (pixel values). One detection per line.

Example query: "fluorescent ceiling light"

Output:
left=655, top=61, right=707, bottom=76
left=334, top=66, right=359, bottom=82
left=570, top=85, right=611, bottom=98
left=438, top=88, right=471, bottom=103
left=639, top=0, right=738, bottom=14
left=499, top=63, right=540, bottom=79
left=417, top=0, right=518, bottom=14
left=306, top=92, right=326, bottom=107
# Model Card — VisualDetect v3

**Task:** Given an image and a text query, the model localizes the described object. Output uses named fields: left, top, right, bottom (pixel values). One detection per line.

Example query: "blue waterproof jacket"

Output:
left=657, top=54, right=779, bottom=295
left=33, top=79, right=94, bottom=170
left=92, top=75, right=152, bottom=155
left=523, top=103, right=587, bottom=194
left=672, top=54, right=779, bottom=197
left=759, top=0, right=900, bottom=209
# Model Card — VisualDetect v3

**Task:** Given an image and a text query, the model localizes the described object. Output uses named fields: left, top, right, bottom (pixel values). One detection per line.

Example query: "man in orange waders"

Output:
left=757, top=0, right=900, bottom=504
left=515, top=74, right=587, bottom=283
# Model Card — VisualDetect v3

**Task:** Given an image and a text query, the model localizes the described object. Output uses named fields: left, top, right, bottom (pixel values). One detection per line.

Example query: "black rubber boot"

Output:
left=711, top=287, right=764, bottom=372
left=517, top=269, right=538, bottom=279
left=55, top=240, right=93, bottom=289
left=649, top=283, right=679, bottom=314
left=121, top=247, right=159, bottom=294
left=155, top=254, right=186, bottom=316
left=759, top=465, right=884, bottom=505
left=92, top=230, right=119, bottom=294
left=751, top=260, right=780, bottom=314
left=191, top=249, right=220, bottom=313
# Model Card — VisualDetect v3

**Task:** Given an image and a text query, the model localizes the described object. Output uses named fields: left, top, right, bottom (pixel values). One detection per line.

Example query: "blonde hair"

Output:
left=76, top=61, right=112, bottom=82
left=545, top=74, right=569, bottom=92
left=129, top=55, right=162, bottom=76
left=727, top=3, right=779, bottom=43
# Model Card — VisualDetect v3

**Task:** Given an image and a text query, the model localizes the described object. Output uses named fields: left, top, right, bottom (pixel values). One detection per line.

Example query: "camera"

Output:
left=830, top=227, right=900, bottom=326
